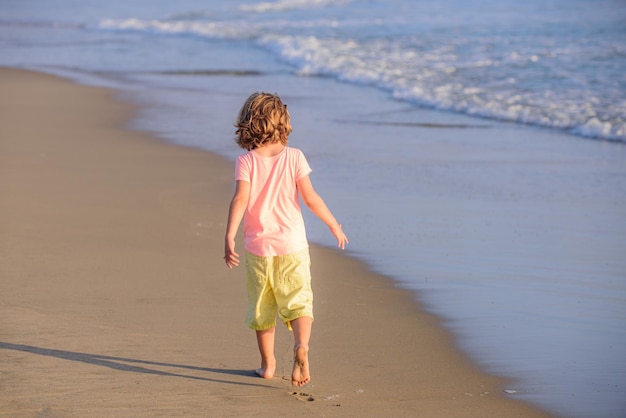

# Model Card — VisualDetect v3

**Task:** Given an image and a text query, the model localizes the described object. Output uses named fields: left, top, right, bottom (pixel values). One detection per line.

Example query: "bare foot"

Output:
left=255, top=358, right=276, bottom=379
left=291, top=345, right=310, bottom=386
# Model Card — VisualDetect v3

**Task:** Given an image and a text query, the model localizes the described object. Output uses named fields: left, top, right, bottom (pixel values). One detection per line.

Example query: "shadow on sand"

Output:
left=0, top=341, right=269, bottom=387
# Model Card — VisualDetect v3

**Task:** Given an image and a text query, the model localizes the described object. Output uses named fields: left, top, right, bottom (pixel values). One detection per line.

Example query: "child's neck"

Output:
left=253, top=142, right=286, bottom=157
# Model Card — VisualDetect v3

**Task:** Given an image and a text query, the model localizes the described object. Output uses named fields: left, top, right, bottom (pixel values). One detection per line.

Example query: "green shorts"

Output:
left=245, top=248, right=313, bottom=331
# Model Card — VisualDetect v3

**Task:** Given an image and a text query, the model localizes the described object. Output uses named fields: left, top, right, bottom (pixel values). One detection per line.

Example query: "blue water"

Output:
left=2, top=1, right=626, bottom=416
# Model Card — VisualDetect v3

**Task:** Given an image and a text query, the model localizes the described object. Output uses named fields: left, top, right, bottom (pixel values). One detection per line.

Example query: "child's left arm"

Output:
left=297, top=175, right=348, bottom=249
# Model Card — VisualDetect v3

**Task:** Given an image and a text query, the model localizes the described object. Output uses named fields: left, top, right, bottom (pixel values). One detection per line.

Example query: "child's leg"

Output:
left=246, top=251, right=278, bottom=378
left=290, top=316, right=312, bottom=386
left=255, top=327, right=276, bottom=378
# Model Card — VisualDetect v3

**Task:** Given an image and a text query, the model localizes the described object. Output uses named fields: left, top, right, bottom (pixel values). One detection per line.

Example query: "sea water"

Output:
left=2, top=1, right=625, bottom=416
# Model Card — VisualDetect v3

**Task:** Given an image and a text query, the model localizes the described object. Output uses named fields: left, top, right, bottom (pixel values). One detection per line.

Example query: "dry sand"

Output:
left=0, top=68, right=551, bottom=417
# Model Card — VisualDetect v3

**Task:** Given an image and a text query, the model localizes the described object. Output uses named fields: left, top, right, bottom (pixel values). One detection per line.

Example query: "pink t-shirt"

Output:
left=236, top=147, right=312, bottom=256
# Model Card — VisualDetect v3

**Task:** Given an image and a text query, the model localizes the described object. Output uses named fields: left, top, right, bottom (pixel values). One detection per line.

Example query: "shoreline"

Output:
left=1, top=68, right=551, bottom=416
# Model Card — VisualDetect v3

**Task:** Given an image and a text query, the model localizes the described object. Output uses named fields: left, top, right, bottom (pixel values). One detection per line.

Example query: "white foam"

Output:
left=95, top=6, right=626, bottom=143
left=98, top=18, right=231, bottom=38
left=96, top=13, right=626, bottom=143
left=239, top=0, right=350, bottom=13
left=256, top=33, right=626, bottom=142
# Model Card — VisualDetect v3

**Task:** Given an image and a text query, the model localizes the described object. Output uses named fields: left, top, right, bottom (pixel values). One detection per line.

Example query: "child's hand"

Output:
left=224, top=239, right=240, bottom=268
left=331, top=224, right=349, bottom=250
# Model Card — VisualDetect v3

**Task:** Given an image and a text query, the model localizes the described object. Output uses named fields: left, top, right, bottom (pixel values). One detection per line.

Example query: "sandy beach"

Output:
left=0, top=68, right=551, bottom=416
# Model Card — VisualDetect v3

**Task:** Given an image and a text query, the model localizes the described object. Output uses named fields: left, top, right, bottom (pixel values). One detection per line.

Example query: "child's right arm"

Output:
left=224, top=180, right=250, bottom=268
left=297, top=175, right=348, bottom=250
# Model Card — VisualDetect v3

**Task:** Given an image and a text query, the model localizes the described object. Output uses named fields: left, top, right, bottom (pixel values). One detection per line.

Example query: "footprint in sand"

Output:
left=291, top=391, right=314, bottom=402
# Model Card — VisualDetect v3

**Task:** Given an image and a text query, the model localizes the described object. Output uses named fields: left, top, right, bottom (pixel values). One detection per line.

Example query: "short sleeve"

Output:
left=295, top=149, right=312, bottom=181
left=235, top=154, right=251, bottom=182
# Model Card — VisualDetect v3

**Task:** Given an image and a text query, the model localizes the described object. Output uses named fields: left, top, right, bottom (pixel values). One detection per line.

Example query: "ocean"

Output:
left=2, top=0, right=625, bottom=416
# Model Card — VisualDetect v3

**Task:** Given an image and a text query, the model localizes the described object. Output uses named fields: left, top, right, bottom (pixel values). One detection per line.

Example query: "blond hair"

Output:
left=235, top=92, right=292, bottom=150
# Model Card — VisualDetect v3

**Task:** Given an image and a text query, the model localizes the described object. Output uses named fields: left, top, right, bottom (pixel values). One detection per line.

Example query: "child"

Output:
left=224, top=92, right=348, bottom=387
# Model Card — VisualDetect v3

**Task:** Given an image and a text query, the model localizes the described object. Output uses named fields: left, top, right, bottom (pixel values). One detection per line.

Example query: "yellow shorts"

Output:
left=245, top=248, right=313, bottom=331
